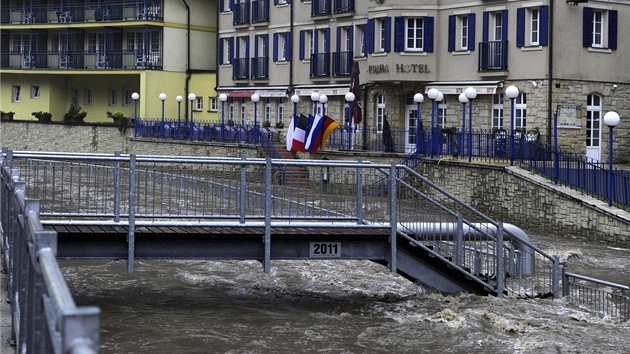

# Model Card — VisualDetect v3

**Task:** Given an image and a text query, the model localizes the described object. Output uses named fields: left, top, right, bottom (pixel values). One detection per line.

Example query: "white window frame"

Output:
left=307, top=29, right=314, bottom=59
left=240, top=101, right=246, bottom=125
left=278, top=33, right=287, bottom=61
left=265, top=98, right=271, bottom=123
left=223, top=0, right=231, bottom=12
left=109, top=88, right=117, bottom=106
left=195, top=97, right=203, bottom=111
left=493, top=12, right=503, bottom=41
left=256, top=34, right=266, bottom=58
left=85, top=88, right=93, bottom=106
left=72, top=87, right=79, bottom=105
left=31, top=86, right=40, bottom=99
left=123, top=88, right=130, bottom=106
left=515, top=93, right=527, bottom=130
left=222, top=38, right=232, bottom=64
left=13, top=86, right=21, bottom=102
left=209, top=97, right=218, bottom=112
left=378, top=18, right=386, bottom=52
left=459, top=15, right=468, bottom=51
left=356, top=24, right=366, bottom=57
left=592, top=10, right=605, bottom=48
left=229, top=98, right=235, bottom=121
left=278, top=98, right=285, bottom=125
left=405, top=18, right=424, bottom=52
left=376, top=94, right=385, bottom=132
left=491, top=93, right=504, bottom=129
left=529, top=8, right=540, bottom=46
left=437, top=97, right=447, bottom=129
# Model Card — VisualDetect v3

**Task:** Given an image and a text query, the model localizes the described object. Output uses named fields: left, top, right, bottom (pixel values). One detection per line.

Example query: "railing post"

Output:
left=455, top=213, right=464, bottom=267
left=562, top=265, right=570, bottom=297
left=389, top=162, right=397, bottom=272
left=552, top=255, right=560, bottom=297
left=114, top=151, right=120, bottom=223
left=127, top=154, right=136, bottom=274
left=239, top=156, right=247, bottom=224
left=356, top=158, right=362, bottom=224
left=496, top=222, right=504, bottom=298
left=264, top=159, right=272, bottom=273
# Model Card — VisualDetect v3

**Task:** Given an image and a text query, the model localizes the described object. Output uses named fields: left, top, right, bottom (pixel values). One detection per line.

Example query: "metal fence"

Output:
left=3, top=150, right=628, bottom=324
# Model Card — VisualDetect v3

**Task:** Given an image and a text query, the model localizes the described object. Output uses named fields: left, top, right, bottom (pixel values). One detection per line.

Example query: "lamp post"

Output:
left=188, top=93, right=196, bottom=140
left=291, top=94, right=299, bottom=117
left=345, top=92, right=355, bottom=152
left=427, top=89, right=441, bottom=157
left=131, top=92, right=139, bottom=137
left=159, top=93, right=167, bottom=138
left=464, top=87, right=477, bottom=162
left=219, top=93, right=228, bottom=142
left=413, top=93, right=424, bottom=153
left=505, top=85, right=520, bottom=166
left=311, top=91, right=320, bottom=116
left=603, top=111, right=620, bottom=206
left=319, top=94, right=328, bottom=116
left=176, top=95, right=183, bottom=138
left=458, top=93, right=468, bottom=157
left=251, top=93, right=260, bottom=144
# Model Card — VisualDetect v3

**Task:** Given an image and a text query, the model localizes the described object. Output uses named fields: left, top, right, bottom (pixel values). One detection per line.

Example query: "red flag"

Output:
left=350, top=61, right=362, bottom=124
left=290, top=115, right=309, bottom=154
left=320, top=116, right=341, bottom=150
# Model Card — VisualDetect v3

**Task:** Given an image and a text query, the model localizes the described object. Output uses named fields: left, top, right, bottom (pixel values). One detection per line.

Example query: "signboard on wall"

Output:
left=556, top=105, right=582, bottom=128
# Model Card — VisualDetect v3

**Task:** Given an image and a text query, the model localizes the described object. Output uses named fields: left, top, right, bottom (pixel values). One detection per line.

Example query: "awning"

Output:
left=216, top=86, right=289, bottom=98
left=424, top=81, right=503, bottom=95
left=293, top=84, right=350, bottom=97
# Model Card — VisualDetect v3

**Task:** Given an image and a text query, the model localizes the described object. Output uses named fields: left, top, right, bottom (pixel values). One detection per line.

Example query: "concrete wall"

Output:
left=1, top=121, right=627, bottom=247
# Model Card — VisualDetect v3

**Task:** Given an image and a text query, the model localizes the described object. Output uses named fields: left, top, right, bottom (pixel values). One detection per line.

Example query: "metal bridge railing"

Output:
left=1, top=162, right=100, bottom=354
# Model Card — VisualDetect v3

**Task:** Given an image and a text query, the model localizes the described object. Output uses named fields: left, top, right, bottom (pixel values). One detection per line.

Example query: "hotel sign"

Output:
left=368, top=64, right=430, bottom=74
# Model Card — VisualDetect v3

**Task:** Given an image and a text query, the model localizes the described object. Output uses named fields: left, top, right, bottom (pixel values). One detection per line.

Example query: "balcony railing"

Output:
left=311, top=0, right=331, bottom=16
left=478, top=40, right=508, bottom=71
left=334, top=0, right=354, bottom=13
left=332, top=51, right=353, bottom=77
left=0, top=50, right=162, bottom=70
left=310, top=53, right=330, bottom=78
left=251, top=57, right=269, bottom=79
left=233, top=0, right=250, bottom=25
left=251, top=0, right=269, bottom=23
left=233, top=58, right=249, bottom=79
left=0, top=1, right=163, bottom=24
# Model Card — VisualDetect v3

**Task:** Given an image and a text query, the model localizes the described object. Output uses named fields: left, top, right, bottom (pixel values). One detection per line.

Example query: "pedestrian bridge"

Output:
left=1, top=150, right=628, bottom=354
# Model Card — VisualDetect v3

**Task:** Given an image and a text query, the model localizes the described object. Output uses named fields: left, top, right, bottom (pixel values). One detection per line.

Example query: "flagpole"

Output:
left=345, top=92, right=355, bottom=152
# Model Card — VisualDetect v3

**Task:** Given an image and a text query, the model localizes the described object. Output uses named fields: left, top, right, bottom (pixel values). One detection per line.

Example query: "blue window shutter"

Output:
left=274, top=0, right=278, bottom=5
left=501, top=10, right=508, bottom=42
left=609, top=10, right=618, bottom=50
left=468, top=13, right=476, bottom=51
left=273, top=33, right=278, bottom=62
left=265, top=34, right=269, bottom=57
left=384, top=17, right=391, bottom=52
left=229, top=38, right=234, bottom=62
left=448, top=15, right=455, bottom=52
left=394, top=16, right=404, bottom=52
left=424, top=16, right=434, bottom=52
left=349, top=26, right=354, bottom=54
left=516, top=8, right=525, bottom=48
left=220, top=0, right=224, bottom=13
left=245, top=36, right=249, bottom=59
left=325, top=28, right=330, bottom=53
left=299, top=30, right=305, bottom=60
left=583, top=7, right=593, bottom=47
left=286, top=32, right=291, bottom=61
left=314, top=30, right=319, bottom=54
left=540, top=6, right=548, bottom=46
left=482, top=12, right=489, bottom=42
left=219, top=39, right=224, bottom=65
left=229, top=0, right=234, bottom=12
left=254, top=36, right=259, bottom=57
left=366, top=19, right=375, bottom=54
left=336, top=27, right=341, bottom=52
left=236, top=37, right=240, bottom=58
left=287, top=0, right=290, bottom=3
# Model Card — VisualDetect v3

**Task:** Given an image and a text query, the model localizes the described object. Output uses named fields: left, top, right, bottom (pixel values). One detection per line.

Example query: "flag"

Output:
left=285, top=114, right=298, bottom=151
left=305, top=114, right=323, bottom=154
left=320, top=116, right=341, bottom=150
left=290, top=114, right=309, bottom=154
left=350, top=61, right=362, bottom=124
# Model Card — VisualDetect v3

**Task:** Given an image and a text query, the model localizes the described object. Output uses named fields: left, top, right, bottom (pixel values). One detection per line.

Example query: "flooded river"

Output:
left=62, top=229, right=630, bottom=353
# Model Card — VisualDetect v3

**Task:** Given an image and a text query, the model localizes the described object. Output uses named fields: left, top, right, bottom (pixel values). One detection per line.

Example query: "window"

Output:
left=229, top=98, right=235, bottom=121
left=448, top=14, right=476, bottom=52
left=277, top=0, right=287, bottom=5
left=12, top=86, right=21, bottom=102
left=274, top=32, right=290, bottom=62
left=72, top=87, right=79, bottom=104
left=209, top=97, right=218, bottom=112
left=126, top=32, right=144, bottom=53
left=376, top=94, right=385, bottom=132
left=123, top=88, right=130, bottom=106
left=516, top=6, right=548, bottom=47
left=240, top=101, right=246, bottom=125
left=299, top=29, right=314, bottom=60
left=583, top=8, right=618, bottom=50
left=278, top=98, right=285, bottom=125
left=110, top=88, right=117, bottom=106
left=491, top=93, right=504, bottom=129
left=493, top=12, right=503, bottom=41
left=515, top=93, right=526, bottom=130
left=85, top=88, right=93, bottom=106
left=437, top=96, right=447, bottom=129
left=195, top=97, right=203, bottom=111
left=355, top=24, right=366, bottom=57
left=377, top=18, right=387, bottom=52
left=394, top=16, right=434, bottom=53
left=219, top=37, right=233, bottom=65
left=586, top=94, right=602, bottom=148
left=220, top=0, right=231, bottom=12
left=265, top=98, right=271, bottom=123
left=31, top=86, right=40, bottom=99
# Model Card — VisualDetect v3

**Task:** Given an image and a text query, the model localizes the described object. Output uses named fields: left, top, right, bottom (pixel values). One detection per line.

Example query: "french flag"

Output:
left=285, top=114, right=298, bottom=152
left=290, top=115, right=309, bottom=154
left=305, top=114, right=324, bottom=154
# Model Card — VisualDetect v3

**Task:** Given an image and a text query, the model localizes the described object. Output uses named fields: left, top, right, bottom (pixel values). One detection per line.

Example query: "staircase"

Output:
left=257, top=141, right=310, bottom=187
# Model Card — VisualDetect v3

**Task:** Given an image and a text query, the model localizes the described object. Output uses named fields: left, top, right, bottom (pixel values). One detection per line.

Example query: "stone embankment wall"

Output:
left=1, top=121, right=628, bottom=247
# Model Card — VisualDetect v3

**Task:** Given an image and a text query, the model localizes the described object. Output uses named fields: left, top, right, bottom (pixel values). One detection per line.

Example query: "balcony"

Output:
left=333, top=0, right=354, bottom=14
left=0, top=1, right=163, bottom=24
left=0, top=50, right=162, bottom=70
left=332, top=51, right=352, bottom=77
left=233, top=58, right=249, bottom=79
left=310, top=53, right=330, bottom=78
left=311, top=0, right=331, bottom=17
left=233, top=1, right=250, bottom=25
left=251, top=0, right=269, bottom=23
left=251, top=57, right=268, bottom=79
left=478, top=40, right=508, bottom=71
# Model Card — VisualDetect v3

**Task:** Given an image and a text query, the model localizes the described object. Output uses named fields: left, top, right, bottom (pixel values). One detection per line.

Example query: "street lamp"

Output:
left=464, top=87, right=477, bottom=162
left=458, top=93, right=468, bottom=157
left=176, top=95, right=183, bottom=138
left=219, top=93, right=228, bottom=142
left=319, top=94, right=328, bottom=116
left=311, top=91, right=320, bottom=115
left=413, top=93, right=424, bottom=153
left=188, top=93, right=196, bottom=140
left=131, top=92, right=139, bottom=137
left=505, top=85, right=520, bottom=166
left=251, top=93, right=260, bottom=144
left=427, top=88, right=440, bottom=130
left=345, top=91, right=355, bottom=152
left=291, top=94, right=299, bottom=117
left=603, top=111, right=620, bottom=206
left=159, top=93, right=167, bottom=138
